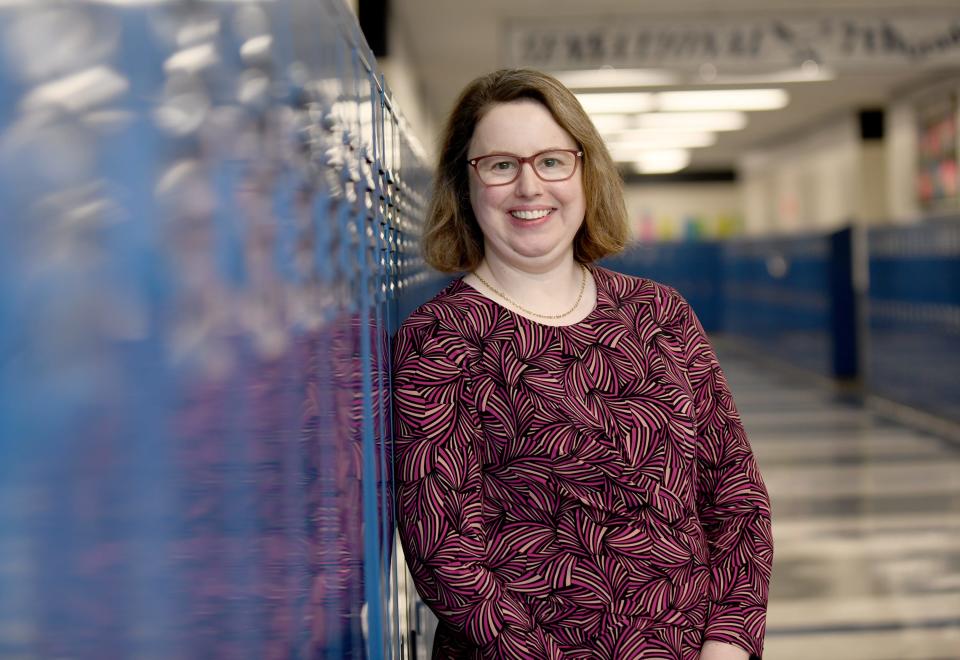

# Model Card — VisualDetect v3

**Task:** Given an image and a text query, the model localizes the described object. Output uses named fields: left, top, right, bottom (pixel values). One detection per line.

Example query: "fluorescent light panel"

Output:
left=706, top=63, right=836, bottom=85
left=657, top=89, right=789, bottom=111
left=631, top=149, right=691, bottom=174
left=593, top=111, right=747, bottom=134
left=558, top=64, right=831, bottom=88
left=578, top=88, right=788, bottom=113
left=577, top=93, right=654, bottom=114
left=635, top=111, right=747, bottom=131
left=606, top=131, right=717, bottom=152
left=554, top=68, right=679, bottom=89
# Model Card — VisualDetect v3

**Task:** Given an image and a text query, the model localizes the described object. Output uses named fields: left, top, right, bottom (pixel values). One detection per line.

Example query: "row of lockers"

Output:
left=604, top=218, right=960, bottom=423
left=0, top=1, right=439, bottom=658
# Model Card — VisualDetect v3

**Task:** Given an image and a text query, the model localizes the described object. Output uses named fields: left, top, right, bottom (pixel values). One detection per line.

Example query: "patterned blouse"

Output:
left=392, top=265, right=773, bottom=659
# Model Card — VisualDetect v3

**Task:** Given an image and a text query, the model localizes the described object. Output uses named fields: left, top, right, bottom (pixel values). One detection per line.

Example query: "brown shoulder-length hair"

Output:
left=422, top=68, right=629, bottom=273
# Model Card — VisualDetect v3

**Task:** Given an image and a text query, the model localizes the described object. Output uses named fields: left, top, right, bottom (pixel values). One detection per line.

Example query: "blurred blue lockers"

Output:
left=603, top=241, right=723, bottom=332
left=0, top=1, right=442, bottom=658
left=610, top=229, right=858, bottom=382
left=619, top=222, right=959, bottom=425
left=867, top=217, right=960, bottom=422
left=721, top=233, right=837, bottom=378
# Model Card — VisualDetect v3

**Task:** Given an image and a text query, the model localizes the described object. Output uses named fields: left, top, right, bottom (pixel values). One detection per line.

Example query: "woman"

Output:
left=391, top=69, right=772, bottom=660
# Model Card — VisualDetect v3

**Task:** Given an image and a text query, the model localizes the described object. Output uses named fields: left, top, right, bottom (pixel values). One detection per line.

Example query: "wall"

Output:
left=887, top=98, right=922, bottom=222
left=740, top=114, right=862, bottom=235
left=623, top=182, right=742, bottom=241
left=377, top=4, right=437, bottom=159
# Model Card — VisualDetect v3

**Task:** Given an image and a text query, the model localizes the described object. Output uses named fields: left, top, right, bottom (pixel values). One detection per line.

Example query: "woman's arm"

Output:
left=700, top=640, right=750, bottom=660
left=676, top=294, right=774, bottom=660
left=392, top=323, right=564, bottom=659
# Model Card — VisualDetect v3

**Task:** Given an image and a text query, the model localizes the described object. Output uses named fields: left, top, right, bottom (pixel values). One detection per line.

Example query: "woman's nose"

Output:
left=514, top=162, right=543, bottom=197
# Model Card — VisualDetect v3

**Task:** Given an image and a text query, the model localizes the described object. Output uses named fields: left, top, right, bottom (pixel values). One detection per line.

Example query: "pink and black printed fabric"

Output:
left=392, top=265, right=773, bottom=660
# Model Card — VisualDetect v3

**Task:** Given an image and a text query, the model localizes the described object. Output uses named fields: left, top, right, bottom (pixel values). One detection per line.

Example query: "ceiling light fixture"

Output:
left=578, top=88, right=788, bottom=113
left=635, top=111, right=747, bottom=131
left=708, top=68, right=835, bottom=85
left=591, top=111, right=747, bottom=134
left=656, top=89, right=789, bottom=111
left=554, top=67, right=680, bottom=89
left=576, top=93, right=655, bottom=114
left=605, top=131, right=717, bottom=153
left=629, top=149, right=691, bottom=174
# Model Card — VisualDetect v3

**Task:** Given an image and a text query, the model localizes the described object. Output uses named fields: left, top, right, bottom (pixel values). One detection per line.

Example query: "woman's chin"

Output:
left=503, top=241, right=572, bottom=263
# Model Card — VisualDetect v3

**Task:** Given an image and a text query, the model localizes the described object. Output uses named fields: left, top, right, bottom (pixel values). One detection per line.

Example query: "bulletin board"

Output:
left=916, top=91, right=959, bottom=212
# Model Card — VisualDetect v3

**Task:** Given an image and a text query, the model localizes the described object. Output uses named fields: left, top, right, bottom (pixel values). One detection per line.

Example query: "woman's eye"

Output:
left=541, top=158, right=559, bottom=168
left=493, top=160, right=515, bottom=170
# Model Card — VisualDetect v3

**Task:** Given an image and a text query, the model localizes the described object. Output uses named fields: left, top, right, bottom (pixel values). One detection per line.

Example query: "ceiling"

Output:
left=388, top=0, right=960, bottom=173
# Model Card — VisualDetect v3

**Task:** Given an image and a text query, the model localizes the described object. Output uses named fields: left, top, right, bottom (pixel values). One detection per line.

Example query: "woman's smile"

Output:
left=508, top=206, right=556, bottom=225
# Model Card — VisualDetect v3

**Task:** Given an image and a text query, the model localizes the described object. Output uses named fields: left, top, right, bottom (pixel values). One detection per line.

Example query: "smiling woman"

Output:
left=392, top=69, right=773, bottom=660
left=464, top=100, right=588, bottom=290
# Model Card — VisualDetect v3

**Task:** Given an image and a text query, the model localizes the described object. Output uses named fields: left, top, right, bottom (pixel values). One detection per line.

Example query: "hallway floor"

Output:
left=716, top=343, right=960, bottom=660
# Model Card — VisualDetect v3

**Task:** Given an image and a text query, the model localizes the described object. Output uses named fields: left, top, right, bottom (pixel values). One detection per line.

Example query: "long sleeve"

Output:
left=391, top=323, right=565, bottom=659
left=679, top=298, right=773, bottom=660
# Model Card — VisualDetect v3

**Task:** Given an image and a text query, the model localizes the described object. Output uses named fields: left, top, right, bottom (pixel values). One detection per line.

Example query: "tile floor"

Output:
left=719, top=345, right=960, bottom=660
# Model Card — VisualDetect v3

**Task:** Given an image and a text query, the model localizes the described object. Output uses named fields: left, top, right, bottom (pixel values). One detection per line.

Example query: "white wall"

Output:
left=739, top=114, right=862, bottom=235
left=378, top=6, right=436, bottom=160
left=740, top=72, right=960, bottom=233
left=887, top=100, right=920, bottom=222
left=623, top=183, right=742, bottom=241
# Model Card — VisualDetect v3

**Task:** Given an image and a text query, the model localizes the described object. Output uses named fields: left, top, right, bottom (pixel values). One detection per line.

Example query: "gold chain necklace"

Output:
left=471, top=263, right=588, bottom=320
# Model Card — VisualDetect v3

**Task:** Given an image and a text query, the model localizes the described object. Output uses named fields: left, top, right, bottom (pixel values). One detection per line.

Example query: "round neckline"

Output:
left=456, top=263, right=605, bottom=329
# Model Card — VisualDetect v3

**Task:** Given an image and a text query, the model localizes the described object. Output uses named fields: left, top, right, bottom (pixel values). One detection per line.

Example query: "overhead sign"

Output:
left=505, top=13, right=960, bottom=72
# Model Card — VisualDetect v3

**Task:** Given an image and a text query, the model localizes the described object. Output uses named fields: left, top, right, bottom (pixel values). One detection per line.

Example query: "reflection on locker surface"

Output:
left=0, top=1, right=437, bottom=658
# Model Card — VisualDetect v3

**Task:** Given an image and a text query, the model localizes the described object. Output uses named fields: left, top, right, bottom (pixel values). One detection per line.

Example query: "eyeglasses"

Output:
left=467, top=149, right=583, bottom=186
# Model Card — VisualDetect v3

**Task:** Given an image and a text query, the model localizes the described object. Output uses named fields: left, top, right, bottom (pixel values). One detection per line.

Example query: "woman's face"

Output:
left=467, top=100, right=586, bottom=271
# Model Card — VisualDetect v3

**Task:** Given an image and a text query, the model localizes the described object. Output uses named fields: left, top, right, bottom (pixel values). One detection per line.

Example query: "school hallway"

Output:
left=3, top=1, right=960, bottom=658
left=714, top=342, right=960, bottom=660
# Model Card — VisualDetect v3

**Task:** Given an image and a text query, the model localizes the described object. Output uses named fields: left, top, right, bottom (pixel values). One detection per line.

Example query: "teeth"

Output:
left=510, top=209, right=552, bottom=220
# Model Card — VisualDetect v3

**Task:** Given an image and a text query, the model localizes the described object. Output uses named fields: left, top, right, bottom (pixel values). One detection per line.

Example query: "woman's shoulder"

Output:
left=592, top=265, right=690, bottom=320
left=393, top=277, right=484, bottom=370
left=394, top=276, right=479, bottom=340
left=593, top=267, right=704, bottom=357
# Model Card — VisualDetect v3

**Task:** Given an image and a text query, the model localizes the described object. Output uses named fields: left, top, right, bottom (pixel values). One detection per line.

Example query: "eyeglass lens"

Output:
left=474, top=150, right=577, bottom=184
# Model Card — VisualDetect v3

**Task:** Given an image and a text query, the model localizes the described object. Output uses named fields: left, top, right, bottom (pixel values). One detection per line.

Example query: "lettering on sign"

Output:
left=506, top=15, right=960, bottom=71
